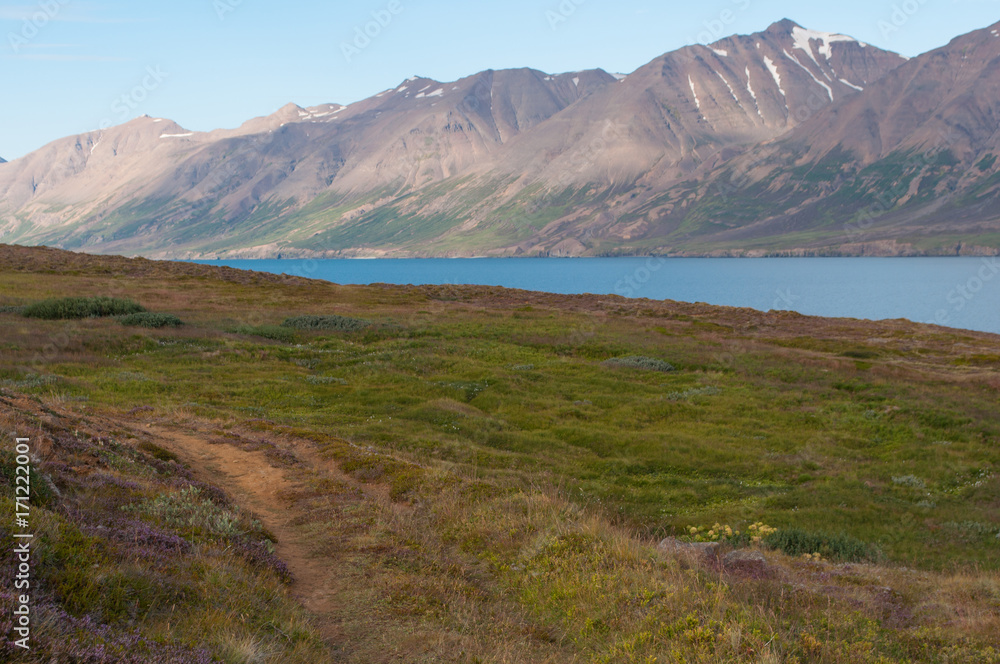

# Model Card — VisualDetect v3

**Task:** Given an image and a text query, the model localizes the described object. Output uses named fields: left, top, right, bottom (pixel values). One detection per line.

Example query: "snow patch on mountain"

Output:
left=762, top=56, right=785, bottom=97
left=688, top=75, right=700, bottom=110
left=784, top=49, right=833, bottom=100
left=839, top=77, right=863, bottom=92
left=745, top=67, right=763, bottom=118
left=791, top=26, right=858, bottom=63
left=715, top=71, right=741, bottom=105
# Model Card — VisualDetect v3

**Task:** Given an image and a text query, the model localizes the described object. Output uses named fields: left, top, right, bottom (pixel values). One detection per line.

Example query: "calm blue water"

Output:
left=190, top=257, right=1000, bottom=335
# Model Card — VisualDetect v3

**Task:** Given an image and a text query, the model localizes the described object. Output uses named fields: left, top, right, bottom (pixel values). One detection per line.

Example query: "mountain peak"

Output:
left=126, top=114, right=178, bottom=126
left=209, top=101, right=349, bottom=139
left=217, top=102, right=310, bottom=138
left=768, top=18, right=802, bottom=33
left=401, top=75, right=434, bottom=86
left=755, top=19, right=869, bottom=58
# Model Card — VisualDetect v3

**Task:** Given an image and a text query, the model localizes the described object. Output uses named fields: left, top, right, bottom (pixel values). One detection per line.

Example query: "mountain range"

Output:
left=2, top=19, right=999, bottom=258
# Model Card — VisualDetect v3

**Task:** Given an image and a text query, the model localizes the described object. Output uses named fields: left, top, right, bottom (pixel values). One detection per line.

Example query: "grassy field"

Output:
left=1, top=244, right=998, bottom=662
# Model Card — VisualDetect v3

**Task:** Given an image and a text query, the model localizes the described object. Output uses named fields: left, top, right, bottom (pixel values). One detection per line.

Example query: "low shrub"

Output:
left=122, top=486, right=249, bottom=540
left=231, top=537, right=294, bottom=583
left=232, top=324, right=296, bottom=343
left=602, top=355, right=675, bottom=372
left=685, top=521, right=776, bottom=547
left=116, top=312, right=183, bottom=328
left=0, top=305, right=25, bottom=314
left=665, top=386, right=720, bottom=401
left=0, top=450, right=57, bottom=507
left=22, top=296, right=145, bottom=320
left=943, top=520, right=1000, bottom=542
left=435, top=380, right=490, bottom=402
left=0, top=603, right=216, bottom=664
left=891, top=474, right=926, bottom=489
left=306, top=375, right=347, bottom=386
left=282, top=314, right=372, bottom=332
left=687, top=522, right=740, bottom=543
left=1, top=373, right=59, bottom=389
left=763, top=527, right=881, bottom=563
left=138, top=441, right=181, bottom=463
left=841, top=349, right=880, bottom=359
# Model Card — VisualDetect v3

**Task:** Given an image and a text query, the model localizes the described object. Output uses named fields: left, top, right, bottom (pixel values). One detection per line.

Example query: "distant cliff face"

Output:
left=1, top=20, right=998, bottom=258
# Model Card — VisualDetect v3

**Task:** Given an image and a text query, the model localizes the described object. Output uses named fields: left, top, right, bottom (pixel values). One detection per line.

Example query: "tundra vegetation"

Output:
left=0, top=245, right=998, bottom=663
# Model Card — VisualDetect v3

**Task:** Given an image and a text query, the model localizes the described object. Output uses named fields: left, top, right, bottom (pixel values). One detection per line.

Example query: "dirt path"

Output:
left=144, top=425, right=345, bottom=647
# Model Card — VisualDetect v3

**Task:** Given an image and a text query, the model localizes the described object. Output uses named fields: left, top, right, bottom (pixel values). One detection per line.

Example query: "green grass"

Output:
left=976, top=154, right=997, bottom=172
left=601, top=355, right=676, bottom=372
left=30, top=290, right=997, bottom=570
left=229, top=323, right=296, bottom=342
left=3, top=246, right=1000, bottom=663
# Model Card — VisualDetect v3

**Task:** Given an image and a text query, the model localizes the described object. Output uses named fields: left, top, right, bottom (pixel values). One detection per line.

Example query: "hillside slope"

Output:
left=672, top=20, right=1000, bottom=255
left=4, top=21, right=999, bottom=257
left=2, top=244, right=999, bottom=662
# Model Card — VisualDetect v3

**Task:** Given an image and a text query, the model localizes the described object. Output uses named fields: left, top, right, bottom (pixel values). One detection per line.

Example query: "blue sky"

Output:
left=2, top=0, right=998, bottom=160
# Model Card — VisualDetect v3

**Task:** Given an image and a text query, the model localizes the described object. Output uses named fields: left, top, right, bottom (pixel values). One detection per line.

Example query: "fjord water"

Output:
left=192, top=257, right=1000, bottom=334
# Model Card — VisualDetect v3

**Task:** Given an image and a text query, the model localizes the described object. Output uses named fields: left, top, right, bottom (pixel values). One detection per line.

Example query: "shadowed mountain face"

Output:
left=1, top=19, right=998, bottom=258
left=674, top=21, right=1000, bottom=256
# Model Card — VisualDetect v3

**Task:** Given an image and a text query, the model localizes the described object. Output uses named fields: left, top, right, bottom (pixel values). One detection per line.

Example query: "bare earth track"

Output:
left=144, top=425, right=345, bottom=645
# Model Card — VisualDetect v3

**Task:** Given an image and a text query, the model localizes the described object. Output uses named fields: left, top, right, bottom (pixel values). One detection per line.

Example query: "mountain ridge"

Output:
left=2, top=19, right=997, bottom=258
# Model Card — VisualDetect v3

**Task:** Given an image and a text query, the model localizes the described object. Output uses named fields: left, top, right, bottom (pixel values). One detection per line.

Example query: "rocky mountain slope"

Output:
left=669, top=20, right=1000, bottom=256
left=1, top=19, right=997, bottom=258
